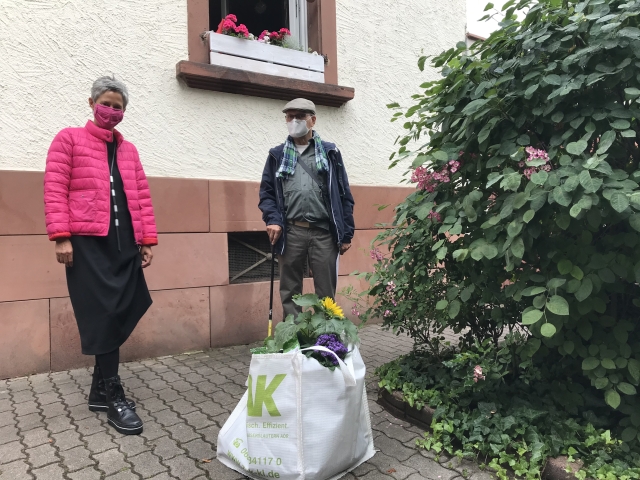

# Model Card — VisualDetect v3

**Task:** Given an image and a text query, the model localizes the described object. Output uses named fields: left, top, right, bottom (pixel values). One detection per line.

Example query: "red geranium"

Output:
left=216, top=13, right=249, bottom=38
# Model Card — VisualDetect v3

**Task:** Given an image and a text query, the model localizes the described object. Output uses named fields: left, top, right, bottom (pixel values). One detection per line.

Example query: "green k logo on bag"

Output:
left=247, top=374, right=286, bottom=417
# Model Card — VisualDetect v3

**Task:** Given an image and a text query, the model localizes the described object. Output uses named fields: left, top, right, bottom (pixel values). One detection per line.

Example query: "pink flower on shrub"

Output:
left=384, top=310, right=392, bottom=317
left=411, top=156, right=461, bottom=192
left=519, top=146, right=552, bottom=179
left=351, top=305, right=361, bottom=317
left=427, top=211, right=442, bottom=222
left=386, top=281, right=396, bottom=291
left=370, top=248, right=384, bottom=261
left=473, top=365, right=486, bottom=383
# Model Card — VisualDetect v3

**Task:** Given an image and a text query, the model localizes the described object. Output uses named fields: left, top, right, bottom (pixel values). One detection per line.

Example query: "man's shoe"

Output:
left=88, top=365, right=136, bottom=412
left=104, top=375, right=143, bottom=435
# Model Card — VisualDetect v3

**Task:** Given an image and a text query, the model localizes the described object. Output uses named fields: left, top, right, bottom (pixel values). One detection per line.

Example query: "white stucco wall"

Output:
left=0, top=0, right=465, bottom=185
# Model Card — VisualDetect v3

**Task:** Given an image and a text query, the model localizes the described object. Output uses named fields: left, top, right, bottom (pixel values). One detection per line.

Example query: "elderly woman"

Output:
left=44, top=76, right=157, bottom=436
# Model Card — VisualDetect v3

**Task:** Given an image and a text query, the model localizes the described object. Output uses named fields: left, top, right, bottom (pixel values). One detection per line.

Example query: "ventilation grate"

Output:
left=228, top=232, right=310, bottom=284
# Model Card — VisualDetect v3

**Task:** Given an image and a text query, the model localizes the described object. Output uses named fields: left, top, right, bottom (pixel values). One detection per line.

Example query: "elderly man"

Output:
left=259, top=98, right=355, bottom=318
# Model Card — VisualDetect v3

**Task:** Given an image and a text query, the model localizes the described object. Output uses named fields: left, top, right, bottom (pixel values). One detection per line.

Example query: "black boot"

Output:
left=88, top=365, right=136, bottom=412
left=104, top=375, right=143, bottom=435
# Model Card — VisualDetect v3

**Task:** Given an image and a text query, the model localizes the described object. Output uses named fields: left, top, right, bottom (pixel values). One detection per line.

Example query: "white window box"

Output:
left=209, top=33, right=325, bottom=83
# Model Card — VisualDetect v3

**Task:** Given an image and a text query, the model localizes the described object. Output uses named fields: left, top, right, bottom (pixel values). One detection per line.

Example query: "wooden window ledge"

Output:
left=176, top=60, right=354, bottom=108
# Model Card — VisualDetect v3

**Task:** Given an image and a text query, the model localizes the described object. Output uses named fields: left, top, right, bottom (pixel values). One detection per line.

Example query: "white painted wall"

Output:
left=0, top=0, right=465, bottom=186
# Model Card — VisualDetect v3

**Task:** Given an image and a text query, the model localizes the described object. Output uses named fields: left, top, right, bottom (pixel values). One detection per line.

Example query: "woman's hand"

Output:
left=140, top=246, right=153, bottom=268
left=55, top=239, right=73, bottom=267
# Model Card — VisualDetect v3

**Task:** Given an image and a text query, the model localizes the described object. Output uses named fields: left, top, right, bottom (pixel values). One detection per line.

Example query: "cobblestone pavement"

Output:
left=0, top=325, right=490, bottom=480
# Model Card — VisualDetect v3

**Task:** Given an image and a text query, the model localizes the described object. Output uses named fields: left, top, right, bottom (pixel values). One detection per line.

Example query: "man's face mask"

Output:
left=287, top=119, right=310, bottom=138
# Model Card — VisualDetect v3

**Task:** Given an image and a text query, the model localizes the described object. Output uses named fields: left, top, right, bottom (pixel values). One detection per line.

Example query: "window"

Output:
left=210, top=0, right=308, bottom=52
left=180, top=0, right=354, bottom=107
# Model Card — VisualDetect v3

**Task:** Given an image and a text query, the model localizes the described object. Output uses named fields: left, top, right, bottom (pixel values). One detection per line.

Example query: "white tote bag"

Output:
left=217, top=346, right=375, bottom=480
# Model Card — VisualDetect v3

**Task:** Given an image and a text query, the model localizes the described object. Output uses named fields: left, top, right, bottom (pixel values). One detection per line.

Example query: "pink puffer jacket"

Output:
left=44, top=121, right=158, bottom=246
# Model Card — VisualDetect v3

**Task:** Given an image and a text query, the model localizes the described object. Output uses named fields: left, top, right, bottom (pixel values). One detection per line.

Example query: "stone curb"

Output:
left=378, top=389, right=585, bottom=480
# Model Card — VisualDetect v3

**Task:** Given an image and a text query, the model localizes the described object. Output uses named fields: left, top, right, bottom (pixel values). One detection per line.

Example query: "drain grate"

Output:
left=228, top=232, right=310, bottom=284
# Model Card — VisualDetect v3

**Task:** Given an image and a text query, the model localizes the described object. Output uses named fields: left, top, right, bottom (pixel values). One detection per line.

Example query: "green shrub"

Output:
left=377, top=339, right=639, bottom=479
left=357, top=0, right=640, bottom=475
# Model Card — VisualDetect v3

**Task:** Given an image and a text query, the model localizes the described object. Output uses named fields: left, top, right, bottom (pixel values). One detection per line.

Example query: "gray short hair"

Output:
left=91, top=75, right=129, bottom=108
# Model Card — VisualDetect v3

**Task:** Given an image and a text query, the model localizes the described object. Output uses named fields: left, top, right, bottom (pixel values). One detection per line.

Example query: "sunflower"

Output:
left=321, top=297, right=345, bottom=318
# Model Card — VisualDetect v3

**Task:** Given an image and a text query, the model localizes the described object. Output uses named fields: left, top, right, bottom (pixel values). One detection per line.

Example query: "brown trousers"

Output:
left=278, top=224, right=339, bottom=319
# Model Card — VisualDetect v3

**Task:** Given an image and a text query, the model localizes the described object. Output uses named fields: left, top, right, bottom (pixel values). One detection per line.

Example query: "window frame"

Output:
left=182, top=0, right=352, bottom=107
left=187, top=0, right=338, bottom=84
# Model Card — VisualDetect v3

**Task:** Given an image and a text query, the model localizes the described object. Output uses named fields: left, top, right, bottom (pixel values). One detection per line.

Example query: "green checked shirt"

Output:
left=282, top=141, right=331, bottom=231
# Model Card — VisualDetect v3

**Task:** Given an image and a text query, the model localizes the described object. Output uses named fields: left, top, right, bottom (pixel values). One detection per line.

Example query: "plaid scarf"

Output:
left=276, top=131, right=329, bottom=178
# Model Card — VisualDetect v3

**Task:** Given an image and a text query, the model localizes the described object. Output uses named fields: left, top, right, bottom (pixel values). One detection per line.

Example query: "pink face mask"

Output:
left=93, top=104, right=124, bottom=130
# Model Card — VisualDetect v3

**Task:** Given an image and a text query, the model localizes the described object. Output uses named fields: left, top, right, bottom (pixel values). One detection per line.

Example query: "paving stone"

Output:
left=40, top=403, right=66, bottom=419
left=146, top=474, right=175, bottom=480
left=166, top=400, right=197, bottom=416
left=26, top=443, right=59, bottom=468
left=75, top=417, right=105, bottom=436
left=402, top=453, right=458, bottom=480
left=129, top=451, right=167, bottom=478
left=151, top=389, right=181, bottom=403
left=0, top=412, right=15, bottom=428
left=51, top=429, right=83, bottom=451
left=165, top=455, right=203, bottom=480
left=0, top=425, right=19, bottom=445
left=145, top=380, right=170, bottom=392
left=62, top=393, right=86, bottom=408
left=35, top=391, right=60, bottom=406
left=195, top=400, right=226, bottom=418
left=375, top=422, right=422, bottom=444
left=16, top=413, right=43, bottom=433
left=0, top=400, right=13, bottom=414
left=129, top=388, right=155, bottom=402
left=84, top=432, right=118, bottom=453
left=0, top=459, right=31, bottom=480
left=357, top=470, right=395, bottom=479
left=181, top=439, right=215, bottom=462
left=167, top=381, right=194, bottom=394
left=165, top=424, right=199, bottom=443
left=43, top=415, right=73, bottom=434
left=152, top=410, right=181, bottom=428
left=210, top=391, right=237, bottom=407
left=351, top=462, right=378, bottom=476
left=94, top=448, right=130, bottom=476
left=104, top=471, right=138, bottom=480
left=68, top=467, right=103, bottom=480
left=7, top=377, right=31, bottom=393
left=195, top=424, right=220, bottom=446
left=22, top=427, right=51, bottom=448
left=198, top=459, right=248, bottom=479
left=14, top=402, right=39, bottom=417
left=57, top=383, right=78, bottom=396
left=114, top=435, right=150, bottom=457
left=0, top=441, right=25, bottom=464
left=182, top=411, right=214, bottom=429
left=136, top=398, right=166, bottom=414
left=67, top=404, right=95, bottom=422
left=158, top=372, right=181, bottom=384
left=149, top=436, right=184, bottom=461
left=180, top=390, right=208, bottom=405
left=367, top=451, right=419, bottom=480
left=139, top=422, right=167, bottom=442
left=31, top=463, right=66, bottom=480
left=60, top=445, right=95, bottom=472
left=181, top=374, right=206, bottom=385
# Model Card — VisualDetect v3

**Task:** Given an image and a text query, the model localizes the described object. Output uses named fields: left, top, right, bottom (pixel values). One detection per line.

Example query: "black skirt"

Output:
left=65, top=140, right=152, bottom=355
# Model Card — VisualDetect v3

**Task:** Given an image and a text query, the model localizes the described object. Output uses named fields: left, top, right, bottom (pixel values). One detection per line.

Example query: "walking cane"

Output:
left=268, top=243, right=275, bottom=337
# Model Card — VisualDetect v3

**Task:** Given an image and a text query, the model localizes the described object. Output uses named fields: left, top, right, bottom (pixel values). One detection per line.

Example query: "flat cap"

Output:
left=282, top=98, right=316, bottom=114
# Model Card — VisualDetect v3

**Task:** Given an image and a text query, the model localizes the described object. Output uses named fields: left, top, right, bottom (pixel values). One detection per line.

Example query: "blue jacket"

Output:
left=258, top=139, right=355, bottom=255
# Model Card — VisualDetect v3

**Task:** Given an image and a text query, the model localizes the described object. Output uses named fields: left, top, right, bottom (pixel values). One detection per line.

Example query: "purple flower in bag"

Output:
left=315, top=334, right=348, bottom=365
